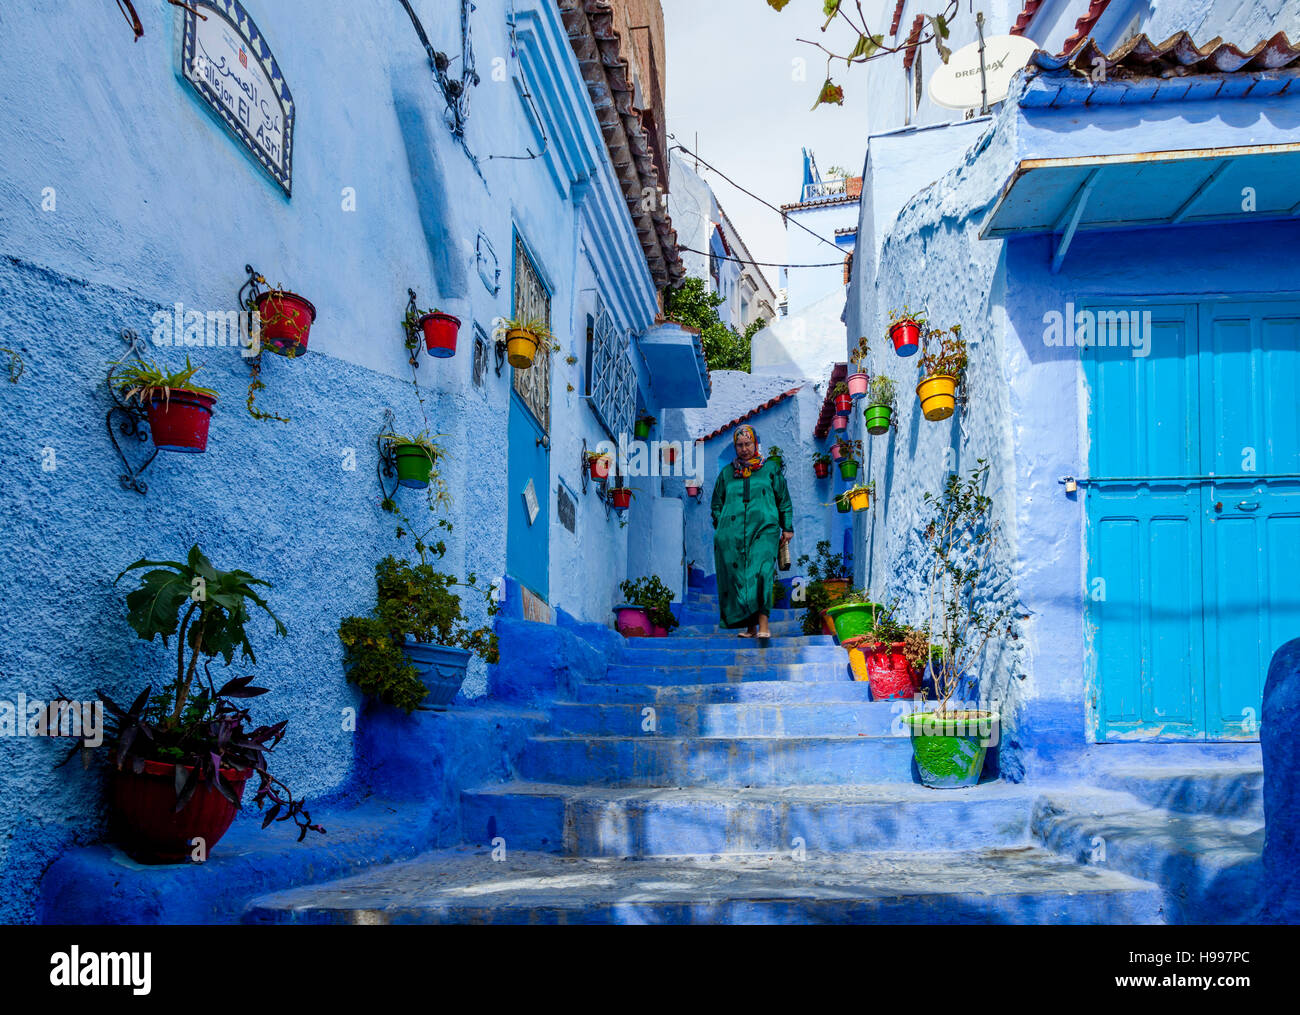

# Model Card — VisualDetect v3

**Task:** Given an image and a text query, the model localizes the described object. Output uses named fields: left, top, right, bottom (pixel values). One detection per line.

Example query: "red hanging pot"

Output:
left=588, top=455, right=612, bottom=480
left=111, top=759, right=250, bottom=863
left=889, top=319, right=920, bottom=357
left=146, top=390, right=217, bottom=453
left=813, top=461, right=830, bottom=479
left=834, top=393, right=853, bottom=413
left=685, top=482, right=702, bottom=498
left=419, top=312, right=461, bottom=358
left=611, top=488, right=632, bottom=510
left=254, top=290, right=316, bottom=357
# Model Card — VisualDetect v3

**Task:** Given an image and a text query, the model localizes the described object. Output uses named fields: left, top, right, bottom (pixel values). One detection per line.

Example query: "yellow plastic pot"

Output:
left=848, top=488, right=871, bottom=511
left=917, top=373, right=957, bottom=421
left=506, top=329, right=540, bottom=369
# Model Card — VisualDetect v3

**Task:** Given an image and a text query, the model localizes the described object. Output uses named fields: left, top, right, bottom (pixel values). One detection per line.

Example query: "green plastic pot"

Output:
left=634, top=418, right=652, bottom=439
left=838, top=459, right=859, bottom=480
left=864, top=404, right=892, bottom=435
left=823, top=600, right=884, bottom=641
left=835, top=495, right=851, bottom=513
left=902, top=710, right=999, bottom=789
left=392, top=445, right=433, bottom=488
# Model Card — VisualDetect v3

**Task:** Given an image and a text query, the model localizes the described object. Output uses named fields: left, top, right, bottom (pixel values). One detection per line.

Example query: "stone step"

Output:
left=674, top=619, right=811, bottom=637
left=618, top=644, right=844, bottom=666
left=1103, top=766, right=1264, bottom=821
left=242, top=847, right=1165, bottom=925
left=514, top=733, right=919, bottom=786
left=570, top=680, right=879, bottom=705
left=637, top=633, right=835, bottom=649
left=549, top=699, right=899, bottom=737
left=1031, top=789, right=1263, bottom=924
left=602, top=661, right=850, bottom=685
left=460, top=781, right=1037, bottom=856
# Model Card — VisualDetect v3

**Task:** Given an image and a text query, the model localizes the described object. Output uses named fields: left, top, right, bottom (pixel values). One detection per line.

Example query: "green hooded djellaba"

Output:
left=711, top=426, right=794, bottom=629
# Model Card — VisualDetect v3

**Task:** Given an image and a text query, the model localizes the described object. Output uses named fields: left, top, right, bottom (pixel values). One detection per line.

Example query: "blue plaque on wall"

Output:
left=178, top=0, right=295, bottom=196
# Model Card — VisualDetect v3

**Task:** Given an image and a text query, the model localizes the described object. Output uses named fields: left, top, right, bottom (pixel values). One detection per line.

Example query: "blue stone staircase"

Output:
left=244, top=587, right=1262, bottom=925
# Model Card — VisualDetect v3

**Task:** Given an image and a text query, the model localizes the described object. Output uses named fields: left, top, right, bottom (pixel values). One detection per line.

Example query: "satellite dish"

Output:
left=927, top=34, right=1038, bottom=110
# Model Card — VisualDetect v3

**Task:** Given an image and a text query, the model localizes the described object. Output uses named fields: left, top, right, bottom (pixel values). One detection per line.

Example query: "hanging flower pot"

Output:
left=917, top=373, right=958, bottom=422
left=902, top=710, right=999, bottom=788
left=829, top=443, right=844, bottom=462
left=864, top=403, right=892, bottom=435
left=835, top=493, right=851, bottom=513
left=847, top=485, right=871, bottom=511
left=110, top=759, right=250, bottom=864
left=838, top=458, right=859, bottom=481
left=254, top=290, right=317, bottom=357
left=611, top=487, right=633, bottom=511
left=832, top=414, right=849, bottom=432
left=684, top=482, right=702, bottom=498
left=419, top=311, right=461, bottom=359
left=145, top=390, right=218, bottom=453
left=392, top=444, right=434, bottom=488
left=846, top=372, right=869, bottom=399
left=612, top=604, right=654, bottom=637
left=634, top=416, right=656, bottom=440
left=889, top=318, right=921, bottom=357
left=403, top=640, right=471, bottom=705
left=662, top=446, right=678, bottom=467
left=814, top=460, right=830, bottom=479
left=506, top=329, right=541, bottom=368
left=587, top=453, right=612, bottom=481
left=834, top=393, right=853, bottom=413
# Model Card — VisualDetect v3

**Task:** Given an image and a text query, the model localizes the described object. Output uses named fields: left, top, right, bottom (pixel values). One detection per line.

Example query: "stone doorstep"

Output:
left=617, top=644, right=844, bottom=665
left=240, top=846, right=1165, bottom=925
left=547, top=699, right=903, bottom=736
left=1102, top=766, right=1264, bottom=821
left=602, top=660, right=850, bottom=685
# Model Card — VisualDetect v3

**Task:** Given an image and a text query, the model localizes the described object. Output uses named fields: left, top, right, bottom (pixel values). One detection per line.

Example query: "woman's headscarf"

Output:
left=731, top=424, right=765, bottom=478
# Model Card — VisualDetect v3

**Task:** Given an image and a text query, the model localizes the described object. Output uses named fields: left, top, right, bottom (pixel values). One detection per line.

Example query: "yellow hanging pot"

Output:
left=506, top=329, right=540, bottom=369
left=916, top=373, right=957, bottom=421
left=849, top=488, right=871, bottom=512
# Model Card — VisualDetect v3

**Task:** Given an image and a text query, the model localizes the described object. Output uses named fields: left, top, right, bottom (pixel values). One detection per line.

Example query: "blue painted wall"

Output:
left=0, top=0, right=674, bottom=922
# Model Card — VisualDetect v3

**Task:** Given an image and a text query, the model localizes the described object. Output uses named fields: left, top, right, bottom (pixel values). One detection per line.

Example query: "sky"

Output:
left=660, top=0, right=894, bottom=292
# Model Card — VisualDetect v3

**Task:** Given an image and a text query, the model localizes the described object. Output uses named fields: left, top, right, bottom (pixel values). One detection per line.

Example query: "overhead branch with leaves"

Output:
left=767, top=0, right=959, bottom=108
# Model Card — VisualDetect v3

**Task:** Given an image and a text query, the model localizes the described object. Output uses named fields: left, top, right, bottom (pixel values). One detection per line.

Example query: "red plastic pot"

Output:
left=588, top=455, right=612, bottom=480
left=419, top=311, right=461, bottom=358
left=254, top=290, right=316, bottom=357
left=613, top=605, right=654, bottom=637
left=813, top=461, right=830, bottom=479
left=833, top=393, right=853, bottom=413
left=847, top=372, right=869, bottom=399
left=652, top=624, right=668, bottom=638
left=110, top=759, right=250, bottom=864
left=890, top=319, right=920, bottom=357
left=685, top=483, right=702, bottom=497
left=832, top=414, right=849, bottom=432
left=611, top=488, right=632, bottom=510
left=864, top=641, right=920, bottom=700
left=146, top=390, right=217, bottom=453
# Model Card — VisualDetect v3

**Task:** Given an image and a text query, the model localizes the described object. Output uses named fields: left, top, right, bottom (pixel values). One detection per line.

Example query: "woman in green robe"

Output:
left=711, top=425, right=794, bottom=639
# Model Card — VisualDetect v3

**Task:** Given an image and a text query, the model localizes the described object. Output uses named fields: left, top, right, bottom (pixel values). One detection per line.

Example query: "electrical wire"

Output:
left=669, top=139, right=846, bottom=254
left=678, top=244, right=846, bottom=270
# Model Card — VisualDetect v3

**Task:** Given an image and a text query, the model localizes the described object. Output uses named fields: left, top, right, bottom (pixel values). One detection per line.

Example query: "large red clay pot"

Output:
left=110, top=759, right=250, bottom=864
left=864, top=641, right=921, bottom=700
left=613, top=605, right=654, bottom=637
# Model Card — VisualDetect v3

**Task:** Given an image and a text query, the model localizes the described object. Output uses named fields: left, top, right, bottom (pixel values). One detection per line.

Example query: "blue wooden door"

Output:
left=506, top=389, right=549, bottom=600
left=1085, top=298, right=1300, bottom=741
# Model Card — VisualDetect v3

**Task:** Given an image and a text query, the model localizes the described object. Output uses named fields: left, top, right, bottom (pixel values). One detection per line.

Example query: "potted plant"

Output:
left=662, top=445, right=679, bottom=467
left=812, top=451, right=832, bottom=479
left=846, top=480, right=875, bottom=511
left=834, top=439, right=861, bottom=481
left=916, top=324, right=967, bottom=422
left=797, top=539, right=852, bottom=606
left=834, top=492, right=851, bottom=513
left=846, top=336, right=870, bottom=398
left=115, top=355, right=219, bottom=454
left=610, top=485, right=635, bottom=511
left=68, top=546, right=322, bottom=863
left=902, top=462, right=1013, bottom=788
left=864, top=375, right=897, bottom=435
left=405, top=301, right=461, bottom=359
left=634, top=415, right=657, bottom=440
left=614, top=576, right=679, bottom=638
left=831, top=382, right=853, bottom=414
left=254, top=285, right=317, bottom=357
left=684, top=480, right=702, bottom=498
left=338, top=554, right=499, bottom=711
left=841, top=609, right=923, bottom=700
left=383, top=431, right=446, bottom=489
left=585, top=449, right=612, bottom=480
left=832, top=412, right=849, bottom=432
left=800, top=580, right=834, bottom=636
left=499, top=316, right=556, bottom=370
left=887, top=306, right=926, bottom=357
left=767, top=445, right=785, bottom=471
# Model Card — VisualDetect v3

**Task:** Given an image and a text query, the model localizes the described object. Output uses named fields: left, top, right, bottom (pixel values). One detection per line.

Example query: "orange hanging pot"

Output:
left=916, top=373, right=958, bottom=421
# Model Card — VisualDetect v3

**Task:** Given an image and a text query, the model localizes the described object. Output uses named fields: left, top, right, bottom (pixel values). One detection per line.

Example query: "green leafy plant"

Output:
left=2, top=347, right=24, bottom=383
left=499, top=315, right=559, bottom=354
left=380, top=430, right=454, bottom=559
left=919, top=323, right=967, bottom=381
left=637, top=415, right=657, bottom=428
left=663, top=276, right=761, bottom=372
left=767, top=445, right=785, bottom=466
left=338, top=553, right=500, bottom=714
left=919, top=461, right=1016, bottom=714
left=834, top=436, right=862, bottom=461
left=619, top=575, right=679, bottom=633
left=64, top=546, right=323, bottom=841
left=831, top=382, right=849, bottom=397
left=867, top=375, right=896, bottom=411
left=888, top=306, right=929, bottom=334
left=800, top=581, right=833, bottom=635
left=798, top=539, right=852, bottom=585
left=114, top=355, right=218, bottom=407
left=812, top=450, right=832, bottom=466
left=849, top=336, right=870, bottom=371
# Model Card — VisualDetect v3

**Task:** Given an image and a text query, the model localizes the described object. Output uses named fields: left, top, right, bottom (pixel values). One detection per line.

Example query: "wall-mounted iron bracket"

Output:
left=377, top=407, right=401, bottom=505
left=105, top=329, right=159, bottom=495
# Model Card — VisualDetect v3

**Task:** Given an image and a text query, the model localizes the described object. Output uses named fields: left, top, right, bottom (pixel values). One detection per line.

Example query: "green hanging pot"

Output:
left=864, top=404, right=892, bottom=435
left=838, top=458, right=859, bottom=480
left=634, top=418, right=653, bottom=439
left=835, top=494, right=851, bottom=513
left=392, top=445, right=434, bottom=488
left=902, top=710, right=999, bottom=789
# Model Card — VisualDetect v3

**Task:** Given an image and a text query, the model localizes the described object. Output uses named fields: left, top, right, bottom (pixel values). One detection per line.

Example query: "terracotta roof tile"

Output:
left=890, top=0, right=906, bottom=37
left=813, top=363, right=849, bottom=441
left=903, top=14, right=925, bottom=72
left=1031, top=30, right=1300, bottom=78
left=1060, top=0, right=1113, bottom=56
left=698, top=387, right=803, bottom=443
left=1010, top=0, right=1045, bottom=38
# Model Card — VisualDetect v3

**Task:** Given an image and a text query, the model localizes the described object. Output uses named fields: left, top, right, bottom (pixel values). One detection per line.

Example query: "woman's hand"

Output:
left=780, top=531, right=793, bottom=547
